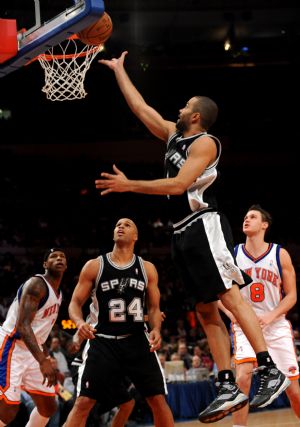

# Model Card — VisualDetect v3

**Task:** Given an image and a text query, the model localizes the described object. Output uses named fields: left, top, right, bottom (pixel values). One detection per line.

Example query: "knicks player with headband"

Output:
left=64, top=218, right=174, bottom=427
left=0, top=248, right=67, bottom=427
left=95, top=52, right=289, bottom=423
left=219, top=204, right=300, bottom=426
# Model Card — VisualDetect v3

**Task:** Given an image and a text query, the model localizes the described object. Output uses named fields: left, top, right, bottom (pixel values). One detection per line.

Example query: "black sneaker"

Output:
left=198, top=382, right=248, bottom=424
left=250, top=365, right=291, bottom=409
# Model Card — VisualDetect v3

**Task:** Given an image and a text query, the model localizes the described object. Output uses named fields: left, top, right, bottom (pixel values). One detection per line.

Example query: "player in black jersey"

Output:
left=63, top=331, right=135, bottom=427
left=64, top=218, right=174, bottom=427
left=94, top=52, right=290, bottom=423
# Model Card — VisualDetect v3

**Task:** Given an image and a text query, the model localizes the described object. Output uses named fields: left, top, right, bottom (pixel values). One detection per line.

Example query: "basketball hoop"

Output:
left=33, top=35, right=104, bottom=101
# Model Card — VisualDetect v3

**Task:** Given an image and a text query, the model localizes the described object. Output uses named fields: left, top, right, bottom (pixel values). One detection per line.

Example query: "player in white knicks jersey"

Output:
left=0, top=248, right=67, bottom=427
left=220, top=205, right=300, bottom=426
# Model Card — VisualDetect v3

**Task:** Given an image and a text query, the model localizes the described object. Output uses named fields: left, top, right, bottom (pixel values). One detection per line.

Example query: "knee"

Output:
left=196, top=303, right=222, bottom=325
left=118, top=399, right=135, bottom=417
left=72, top=396, right=96, bottom=416
left=121, top=399, right=135, bottom=412
left=37, top=399, right=58, bottom=418
left=146, top=394, right=166, bottom=410
left=220, top=287, right=243, bottom=313
left=0, top=405, right=19, bottom=424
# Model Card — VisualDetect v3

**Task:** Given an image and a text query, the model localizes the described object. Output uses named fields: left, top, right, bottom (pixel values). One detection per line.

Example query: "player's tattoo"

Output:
left=17, top=277, right=48, bottom=362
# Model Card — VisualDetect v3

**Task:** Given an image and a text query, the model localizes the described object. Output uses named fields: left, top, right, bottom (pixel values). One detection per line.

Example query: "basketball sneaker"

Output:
left=249, top=365, right=291, bottom=408
left=198, top=381, right=248, bottom=424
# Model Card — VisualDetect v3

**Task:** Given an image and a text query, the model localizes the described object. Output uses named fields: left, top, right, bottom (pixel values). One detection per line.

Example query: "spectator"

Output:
left=186, top=355, right=208, bottom=382
left=177, top=342, right=193, bottom=369
left=49, top=336, right=71, bottom=378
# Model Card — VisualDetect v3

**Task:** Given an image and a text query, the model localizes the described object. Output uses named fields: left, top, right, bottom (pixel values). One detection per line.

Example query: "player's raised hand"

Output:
left=95, top=164, right=131, bottom=195
left=98, top=51, right=128, bottom=71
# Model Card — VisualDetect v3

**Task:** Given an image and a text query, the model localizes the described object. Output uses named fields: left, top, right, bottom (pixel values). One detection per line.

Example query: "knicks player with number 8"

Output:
left=64, top=218, right=174, bottom=427
left=219, top=204, right=300, bottom=425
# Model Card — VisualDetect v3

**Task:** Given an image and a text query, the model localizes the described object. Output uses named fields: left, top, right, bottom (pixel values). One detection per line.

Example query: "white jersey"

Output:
left=235, top=243, right=284, bottom=317
left=1, top=274, right=62, bottom=346
left=233, top=243, right=299, bottom=378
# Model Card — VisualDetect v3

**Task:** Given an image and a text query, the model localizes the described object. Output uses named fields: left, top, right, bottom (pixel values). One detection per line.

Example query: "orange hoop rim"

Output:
left=26, top=35, right=103, bottom=65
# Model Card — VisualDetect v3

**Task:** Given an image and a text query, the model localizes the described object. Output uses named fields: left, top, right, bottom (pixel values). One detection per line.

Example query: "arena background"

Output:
left=0, top=0, right=299, bottom=324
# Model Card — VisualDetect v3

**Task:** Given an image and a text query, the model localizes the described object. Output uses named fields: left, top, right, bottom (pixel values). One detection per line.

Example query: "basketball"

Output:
left=77, top=12, right=113, bottom=46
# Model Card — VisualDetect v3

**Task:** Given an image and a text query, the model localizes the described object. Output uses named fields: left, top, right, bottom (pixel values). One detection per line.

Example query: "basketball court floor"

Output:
left=140, top=408, right=299, bottom=426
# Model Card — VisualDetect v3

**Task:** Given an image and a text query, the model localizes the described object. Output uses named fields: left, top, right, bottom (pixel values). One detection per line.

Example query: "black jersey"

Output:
left=86, top=253, right=148, bottom=336
left=164, top=131, right=221, bottom=224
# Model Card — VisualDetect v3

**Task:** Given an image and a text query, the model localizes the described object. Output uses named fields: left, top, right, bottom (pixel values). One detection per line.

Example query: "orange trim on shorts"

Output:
left=234, top=357, right=257, bottom=365
left=288, top=374, right=300, bottom=381
left=24, top=388, right=56, bottom=397
left=0, top=394, right=20, bottom=405
left=231, top=323, right=257, bottom=366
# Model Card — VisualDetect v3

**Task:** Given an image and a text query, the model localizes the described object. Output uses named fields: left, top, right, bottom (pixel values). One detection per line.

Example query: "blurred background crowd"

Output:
left=1, top=148, right=300, bottom=426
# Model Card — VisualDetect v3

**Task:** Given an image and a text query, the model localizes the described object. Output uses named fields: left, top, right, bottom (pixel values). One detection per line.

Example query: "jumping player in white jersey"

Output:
left=64, top=218, right=174, bottom=427
left=94, top=51, right=290, bottom=423
left=0, top=248, right=67, bottom=427
left=219, top=204, right=300, bottom=426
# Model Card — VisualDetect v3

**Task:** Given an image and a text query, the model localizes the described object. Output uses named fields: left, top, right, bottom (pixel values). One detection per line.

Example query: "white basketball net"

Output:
left=37, top=37, right=103, bottom=101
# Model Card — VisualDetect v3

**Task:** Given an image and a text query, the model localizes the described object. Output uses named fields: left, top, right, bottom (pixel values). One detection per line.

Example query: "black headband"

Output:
left=43, top=248, right=65, bottom=262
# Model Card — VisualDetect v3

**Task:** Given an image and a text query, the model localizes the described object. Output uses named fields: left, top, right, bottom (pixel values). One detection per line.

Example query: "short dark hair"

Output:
left=43, top=248, right=65, bottom=262
left=193, top=96, right=219, bottom=130
left=248, top=204, right=272, bottom=227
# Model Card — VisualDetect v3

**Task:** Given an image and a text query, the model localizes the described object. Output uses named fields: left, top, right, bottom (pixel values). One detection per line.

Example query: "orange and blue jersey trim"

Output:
left=241, top=242, right=274, bottom=263
left=0, top=329, right=18, bottom=394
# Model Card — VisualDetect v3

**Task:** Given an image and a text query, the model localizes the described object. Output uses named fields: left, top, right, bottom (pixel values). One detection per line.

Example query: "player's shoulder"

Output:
left=82, top=256, right=102, bottom=273
left=277, top=245, right=291, bottom=258
left=26, top=274, right=47, bottom=286
left=141, top=258, right=153, bottom=268
left=140, top=258, right=158, bottom=275
left=22, top=274, right=48, bottom=296
left=191, top=132, right=220, bottom=154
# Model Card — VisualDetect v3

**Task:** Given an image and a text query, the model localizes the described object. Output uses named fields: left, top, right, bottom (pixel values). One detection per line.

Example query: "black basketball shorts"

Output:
left=76, top=332, right=167, bottom=405
left=171, top=211, right=251, bottom=303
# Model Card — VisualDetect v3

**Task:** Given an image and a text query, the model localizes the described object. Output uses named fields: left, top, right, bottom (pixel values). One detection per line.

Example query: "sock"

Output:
left=0, top=421, right=7, bottom=426
left=218, top=369, right=235, bottom=383
left=256, top=351, right=274, bottom=367
left=25, top=407, right=49, bottom=427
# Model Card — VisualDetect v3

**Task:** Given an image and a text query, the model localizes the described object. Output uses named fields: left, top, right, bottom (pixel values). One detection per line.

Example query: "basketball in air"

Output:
left=77, top=12, right=113, bottom=46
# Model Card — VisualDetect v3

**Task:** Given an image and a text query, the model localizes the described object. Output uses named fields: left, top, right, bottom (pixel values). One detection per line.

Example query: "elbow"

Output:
left=68, top=303, right=74, bottom=318
left=130, top=100, right=145, bottom=116
left=173, top=182, right=186, bottom=195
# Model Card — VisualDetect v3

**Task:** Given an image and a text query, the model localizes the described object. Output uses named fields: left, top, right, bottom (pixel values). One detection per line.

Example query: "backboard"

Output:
left=0, top=0, right=105, bottom=77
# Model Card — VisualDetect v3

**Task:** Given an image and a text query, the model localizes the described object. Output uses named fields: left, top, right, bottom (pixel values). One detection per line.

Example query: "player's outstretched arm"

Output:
left=99, top=51, right=176, bottom=142
left=95, top=135, right=217, bottom=196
